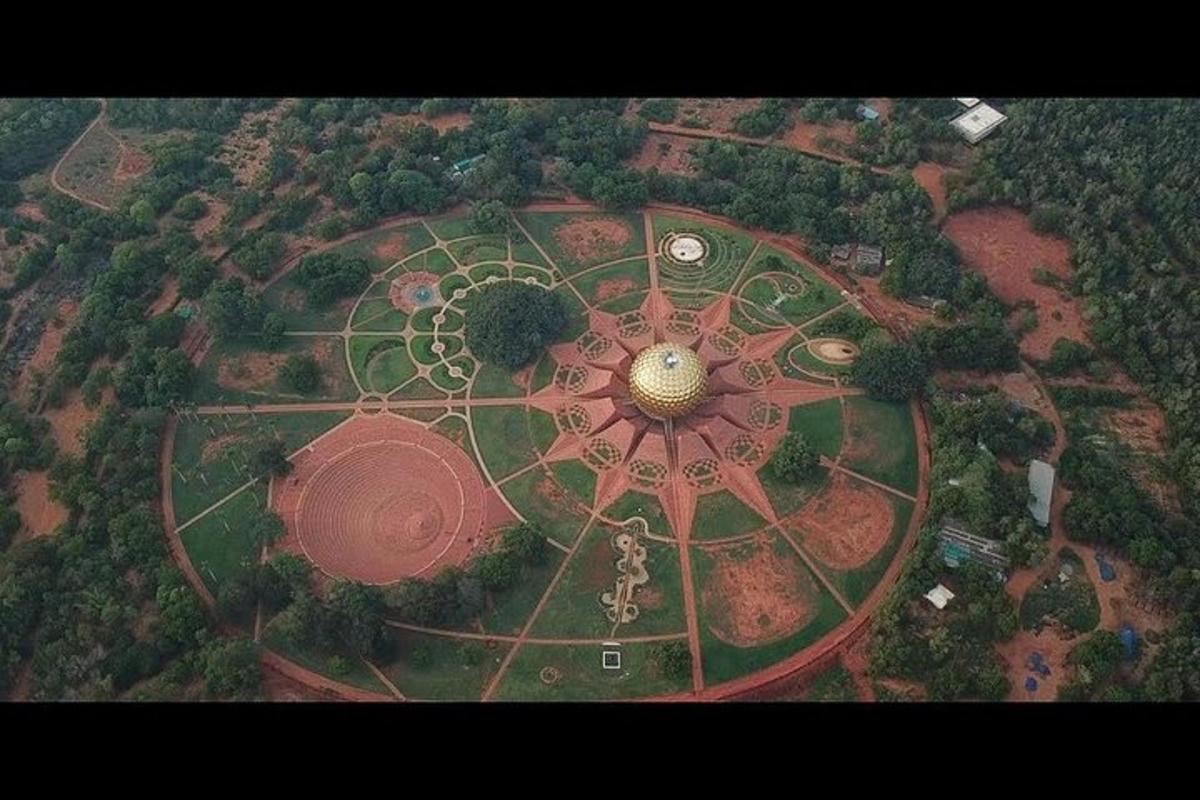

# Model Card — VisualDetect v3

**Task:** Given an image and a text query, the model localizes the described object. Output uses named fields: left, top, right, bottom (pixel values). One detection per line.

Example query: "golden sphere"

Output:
left=628, top=343, right=708, bottom=419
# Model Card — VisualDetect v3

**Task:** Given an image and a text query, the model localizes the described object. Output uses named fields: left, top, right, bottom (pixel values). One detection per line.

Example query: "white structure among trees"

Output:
left=950, top=103, right=1008, bottom=144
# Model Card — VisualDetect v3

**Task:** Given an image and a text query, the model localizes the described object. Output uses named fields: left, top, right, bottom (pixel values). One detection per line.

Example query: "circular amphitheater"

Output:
left=277, top=416, right=486, bottom=584
left=806, top=337, right=860, bottom=365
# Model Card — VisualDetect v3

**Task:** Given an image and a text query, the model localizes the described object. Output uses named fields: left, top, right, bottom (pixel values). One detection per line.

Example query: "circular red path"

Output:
left=292, top=432, right=484, bottom=584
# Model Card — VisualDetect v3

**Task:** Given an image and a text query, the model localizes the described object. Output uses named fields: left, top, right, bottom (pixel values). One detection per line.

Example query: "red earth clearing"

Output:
left=935, top=368, right=1048, bottom=411
left=14, top=202, right=47, bottom=223
left=779, top=118, right=856, bottom=157
left=911, top=161, right=954, bottom=221
left=552, top=217, right=633, bottom=265
left=630, top=133, right=697, bottom=176
left=699, top=535, right=818, bottom=647
left=943, top=207, right=1087, bottom=361
left=271, top=413, right=491, bottom=584
left=787, top=473, right=894, bottom=570
left=12, top=470, right=69, bottom=544
left=43, top=387, right=110, bottom=457
left=148, top=276, right=180, bottom=316
left=15, top=299, right=79, bottom=403
left=675, top=98, right=760, bottom=132
left=114, top=146, right=151, bottom=181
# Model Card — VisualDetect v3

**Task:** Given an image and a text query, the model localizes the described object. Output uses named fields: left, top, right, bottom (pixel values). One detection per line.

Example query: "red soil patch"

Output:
left=114, top=146, right=151, bottom=181
left=780, top=118, right=857, bottom=156
left=14, top=202, right=47, bottom=223
left=594, top=278, right=636, bottom=302
left=911, top=162, right=954, bottom=221
left=14, top=299, right=79, bottom=403
left=192, top=193, right=227, bottom=243
left=700, top=536, right=817, bottom=647
left=630, top=133, right=696, bottom=176
left=553, top=217, right=632, bottom=265
left=995, top=625, right=1075, bottom=702
left=260, top=662, right=342, bottom=702
left=788, top=473, right=894, bottom=570
left=845, top=273, right=940, bottom=340
left=1103, top=405, right=1168, bottom=455
left=381, top=112, right=472, bottom=139
left=271, top=413, right=488, bottom=584
left=943, top=207, right=1086, bottom=361
left=12, top=470, right=69, bottom=544
left=509, top=364, right=533, bottom=391
left=43, top=387, right=110, bottom=457
left=372, top=232, right=410, bottom=265
left=201, top=432, right=247, bottom=465
left=676, top=98, right=759, bottom=132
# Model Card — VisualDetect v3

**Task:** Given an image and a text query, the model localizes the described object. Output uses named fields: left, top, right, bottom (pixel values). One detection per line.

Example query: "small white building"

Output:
left=1028, top=459, right=1055, bottom=528
left=924, top=584, right=956, bottom=610
left=950, top=102, right=1008, bottom=144
left=955, top=97, right=981, bottom=108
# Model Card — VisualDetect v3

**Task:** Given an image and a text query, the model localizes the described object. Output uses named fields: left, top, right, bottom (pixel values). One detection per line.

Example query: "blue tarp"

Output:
left=1025, top=677, right=1038, bottom=692
left=1120, top=624, right=1138, bottom=659
left=1096, top=553, right=1117, bottom=582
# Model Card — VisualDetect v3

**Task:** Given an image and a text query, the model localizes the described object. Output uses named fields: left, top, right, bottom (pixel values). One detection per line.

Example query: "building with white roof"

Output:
left=955, top=97, right=981, bottom=108
left=924, top=584, right=956, bottom=610
left=950, top=102, right=1008, bottom=144
left=1028, top=459, right=1055, bottom=528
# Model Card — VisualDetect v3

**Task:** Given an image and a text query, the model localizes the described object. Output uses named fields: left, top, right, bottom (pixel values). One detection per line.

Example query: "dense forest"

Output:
left=0, top=99, right=100, bottom=180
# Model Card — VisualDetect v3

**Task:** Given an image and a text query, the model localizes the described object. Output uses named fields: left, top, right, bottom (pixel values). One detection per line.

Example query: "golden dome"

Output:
left=628, top=343, right=708, bottom=419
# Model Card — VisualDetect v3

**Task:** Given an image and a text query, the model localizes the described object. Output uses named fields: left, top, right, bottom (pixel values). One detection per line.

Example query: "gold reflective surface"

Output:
left=628, top=343, right=708, bottom=419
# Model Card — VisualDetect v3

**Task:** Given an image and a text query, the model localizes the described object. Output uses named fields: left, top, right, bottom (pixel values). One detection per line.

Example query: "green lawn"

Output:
left=549, top=460, right=596, bottom=506
left=651, top=213, right=756, bottom=293
left=178, top=485, right=265, bottom=594
left=570, top=259, right=650, bottom=304
left=602, top=490, right=674, bottom=538
left=426, top=214, right=477, bottom=241
left=842, top=396, right=919, bottom=495
left=787, top=398, right=844, bottom=459
left=348, top=336, right=416, bottom=394
left=480, top=548, right=565, bottom=636
left=171, top=410, right=348, bottom=524
left=261, top=273, right=357, bottom=332
left=691, top=490, right=768, bottom=540
left=734, top=245, right=841, bottom=325
left=261, top=618, right=388, bottom=694
left=471, top=362, right=527, bottom=399
left=328, top=222, right=435, bottom=272
left=491, top=640, right=691, bottom=700
left=758, top=463, right=830, bottom=520
left=531, top=523, right=686, bottom=639
left=471, top=406, right=539, bottom=480
left=379, top=628, right=511, bottom=701
left=449, top=236, right=507, bottom=265
left=501, top=467, right=592, bottom=546
left=191, top=335, right=355, bottom=405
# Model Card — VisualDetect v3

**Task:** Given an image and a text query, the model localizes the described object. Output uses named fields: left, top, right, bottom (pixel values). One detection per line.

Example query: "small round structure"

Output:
left=806, top=338, right=860, bottom=365
left=628, top=343, right=708, bottom=420
left=662, top=232, right=708, bottom=265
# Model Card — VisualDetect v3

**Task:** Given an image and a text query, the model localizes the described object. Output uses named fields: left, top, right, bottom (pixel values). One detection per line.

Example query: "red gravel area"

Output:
left=787, top=474, right=894, bottom=570
left=271, top=413, right=489, bottom=584
left=700, top=536, right=817, bottom=647
left=943, top=207, right=1087, bottom=361
left=630, top=133, right=696, bottom=176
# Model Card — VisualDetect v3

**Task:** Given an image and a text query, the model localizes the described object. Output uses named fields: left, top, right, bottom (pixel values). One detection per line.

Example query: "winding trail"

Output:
left=49, top=98, right=113, bottom=212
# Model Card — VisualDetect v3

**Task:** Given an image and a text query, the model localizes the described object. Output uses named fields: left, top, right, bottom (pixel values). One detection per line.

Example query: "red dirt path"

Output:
left=943, top=207, right=1087, bottom=361
left=911, top=162, right=954, bottom=221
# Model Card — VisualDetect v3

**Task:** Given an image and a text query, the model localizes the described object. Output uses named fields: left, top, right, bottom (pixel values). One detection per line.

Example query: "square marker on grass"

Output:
left=602, top=643, right=622, bottom=670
